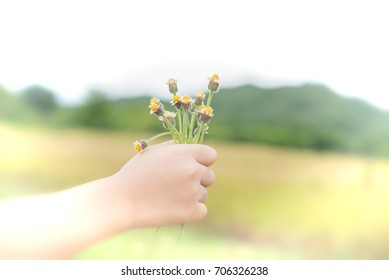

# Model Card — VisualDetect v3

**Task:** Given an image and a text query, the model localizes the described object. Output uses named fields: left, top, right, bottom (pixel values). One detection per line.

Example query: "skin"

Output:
left=0, top=141, right=217, bottom=259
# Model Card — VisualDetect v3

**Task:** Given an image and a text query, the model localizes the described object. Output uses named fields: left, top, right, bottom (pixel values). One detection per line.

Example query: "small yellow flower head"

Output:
left=150, top=97, right=160, bottom=105
left=133, top=140, right=148, bottom=152
left=195, top=91, right=206, bottom=106
left=167, top=78, right=178, bottom=95
left=200, top=104, right=214, bottom=117
left=197, top=105, right=214, bottom=124
left=208, top=73, right=220, bottom=92
left=180, top=95, right=193, bottom=111
left=170, top=95, right=182, bottom=109
left=181, top=95, right=191, bottom=103
left=149, top=97, right=164, bottom=116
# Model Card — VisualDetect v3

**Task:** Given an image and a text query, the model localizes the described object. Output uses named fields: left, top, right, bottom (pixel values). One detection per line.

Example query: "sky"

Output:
left=0, top=0, right=388, bottom=109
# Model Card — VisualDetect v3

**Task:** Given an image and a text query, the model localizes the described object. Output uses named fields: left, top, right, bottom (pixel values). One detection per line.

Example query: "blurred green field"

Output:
left=1, top=122, right=389, bottom=259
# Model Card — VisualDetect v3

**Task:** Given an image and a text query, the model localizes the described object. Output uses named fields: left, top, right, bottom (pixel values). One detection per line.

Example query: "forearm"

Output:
left=0, top=176, right=130, bottom=259
left=0, top=142, right=217, bottom=259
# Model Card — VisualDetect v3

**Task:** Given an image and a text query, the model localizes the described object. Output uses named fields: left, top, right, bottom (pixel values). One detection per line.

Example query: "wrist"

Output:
left=67, top=175, right=136, bottom=242
left=98, top=175, right=137, bottom=231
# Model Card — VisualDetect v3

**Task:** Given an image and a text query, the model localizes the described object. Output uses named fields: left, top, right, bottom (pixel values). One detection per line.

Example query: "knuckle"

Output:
left=202, top=189, right=209, bottom=202
left=209, top=168, right=216, bottom=183
left=183, top=187, right=196, bottom=202
left=183, top=163, right=198, bottom=179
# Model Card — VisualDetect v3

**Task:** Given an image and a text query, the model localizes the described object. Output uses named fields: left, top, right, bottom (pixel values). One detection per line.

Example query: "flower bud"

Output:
left=167, top=78, right=178, bottom=95
left=195, top=91, right=205, bottom=106
left=208, top=74, right=220, bottom=92
left=150, top=97, right=160, bottom=105
left=149, top=97, right=164, bottom=116
left=133, top=140, right=148, bottom=152
left=170, top=95, right=182, bottom=109
left=180, top=95, right=193, bottom=111
left=197, top=104, right=214, bottom=124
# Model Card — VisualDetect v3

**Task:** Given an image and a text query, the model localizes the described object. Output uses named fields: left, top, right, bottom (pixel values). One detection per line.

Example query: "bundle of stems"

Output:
left=133, top=74, right=220, bottom=152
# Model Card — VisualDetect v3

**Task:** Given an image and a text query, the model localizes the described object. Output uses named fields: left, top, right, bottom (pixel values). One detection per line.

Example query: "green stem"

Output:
left=183, top=111, right=187, bottom=141
left=185, top=111, right=190, bottom=142
left=162, top=115, right=181, bottom=142
left=199, top=128, right=206, bottom=144
left=193, top=122, right=204, bottom=144
left=188, top=110, right=197, bottom=142
left=176, top=109, right=183, bottom=135
left=182, top=110, right=192, bottom=143
left=206, top=90, right=214, bottom=106
left=147, top=132, right=171, bottom=144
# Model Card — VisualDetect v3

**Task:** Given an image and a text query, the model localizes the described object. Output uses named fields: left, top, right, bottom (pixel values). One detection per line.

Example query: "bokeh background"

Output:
left=1, top=0, right=389, bottom=259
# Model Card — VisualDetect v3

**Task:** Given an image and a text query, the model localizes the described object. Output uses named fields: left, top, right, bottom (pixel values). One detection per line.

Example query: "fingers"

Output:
left=195, top=203, right=208, bottom=220
left=200, top=166, right=216, bottom=187
left=198, top=186, right=208, bottom=203
left=152, top=142, right=217, bottom=166
left=182, top=144, right=218, bottom=166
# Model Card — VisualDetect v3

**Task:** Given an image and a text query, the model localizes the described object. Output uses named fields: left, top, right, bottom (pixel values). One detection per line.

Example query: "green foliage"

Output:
left=0, top=86, right=12, bottom=115
left=20, top=85, right=57, bottom=114
left=210, top=84, right=389, bottom=155
left=1, top=85, right=60, bottom=124
left=73, top=90, right=113, bottom=129
left=108, top=97, right=163, bottom=132
left=1, top=83, right=389, bottom=156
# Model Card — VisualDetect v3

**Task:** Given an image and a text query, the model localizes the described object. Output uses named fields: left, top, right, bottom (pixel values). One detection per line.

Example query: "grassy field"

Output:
left=1, top=122, right=389, bottom=259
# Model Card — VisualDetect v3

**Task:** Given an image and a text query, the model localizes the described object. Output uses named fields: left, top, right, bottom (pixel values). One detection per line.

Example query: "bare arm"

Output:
left=0, top=141, right=217, bottom=259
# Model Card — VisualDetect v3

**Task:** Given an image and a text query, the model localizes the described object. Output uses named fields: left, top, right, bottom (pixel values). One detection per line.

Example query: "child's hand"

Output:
left=112, top=141, right=217, bottom=229
left=0, top=141, right=216, bottom=259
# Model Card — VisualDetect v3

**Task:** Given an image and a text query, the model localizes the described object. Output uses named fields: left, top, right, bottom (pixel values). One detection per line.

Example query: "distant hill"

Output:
left=2, top=83, right=389, bottom=156
left=209, top=84, right=389, bottom=155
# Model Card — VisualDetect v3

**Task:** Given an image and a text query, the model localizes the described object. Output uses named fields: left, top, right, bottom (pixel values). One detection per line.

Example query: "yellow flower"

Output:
left=180, top=95, right=193, bottom=110
left=150, top=97, right=160, bottom=106
left=150, top=103, right=159, bottom=112
left=204, top=106, right=214, bottom=117
left=197, top=104, right=206, bottom=112
left=208, top=74, right=220, bottom=92
left=198, top=104, right=214, bottom=116
left=133, top=142, right=142, bottom=152
left=209, top=74, right=219, bottom=81
left=197, top=105, right=214, bottom=123
left=170, top=95, right=182, bottom=109
left=148, top=97, right=164, bottom=116
left=133, top=140, right=148, bottom=152
left=181, top=95, right=191, bottom=104
left=172, top=95, right=180, bottom=103
left=195, top=91, right=206, bottom=105
left=196, top=91, right=205, bottom=99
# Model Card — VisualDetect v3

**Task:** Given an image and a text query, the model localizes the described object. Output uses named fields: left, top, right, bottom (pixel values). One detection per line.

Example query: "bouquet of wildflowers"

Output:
left=133, top=74, right=220, bottom=152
